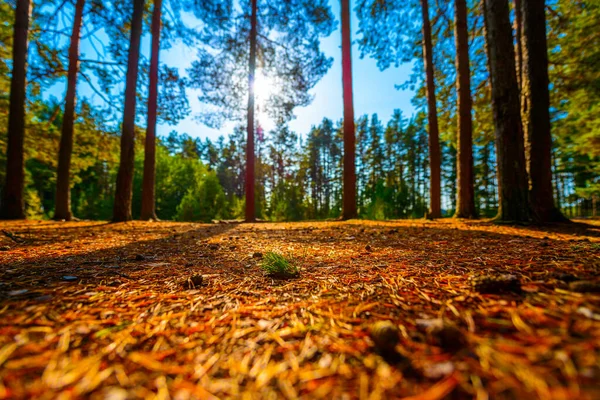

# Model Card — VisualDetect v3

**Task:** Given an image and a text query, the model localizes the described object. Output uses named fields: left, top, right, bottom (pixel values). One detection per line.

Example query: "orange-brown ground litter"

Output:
left=0, top=219, right=599, bottom=399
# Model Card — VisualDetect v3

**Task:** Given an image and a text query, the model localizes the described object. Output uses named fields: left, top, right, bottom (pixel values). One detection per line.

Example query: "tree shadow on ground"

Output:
left=0, top=219, right=598, bottom=304
left=238, top=220, right=600, bottom=281
left=0, top=221, right=239, bottom=298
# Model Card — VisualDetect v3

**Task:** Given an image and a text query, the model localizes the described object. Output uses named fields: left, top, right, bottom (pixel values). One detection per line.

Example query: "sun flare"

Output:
left=254, top=69, right=276, bottom=107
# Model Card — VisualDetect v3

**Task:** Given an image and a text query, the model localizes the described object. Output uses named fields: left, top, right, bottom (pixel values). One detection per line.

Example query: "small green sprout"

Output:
left=260, top=251, right=299, bottom=279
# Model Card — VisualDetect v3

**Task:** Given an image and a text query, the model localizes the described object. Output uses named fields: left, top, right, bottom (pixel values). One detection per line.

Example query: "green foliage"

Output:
left=548, top=0, right=600, bottom=158
left=269, top=182, right=305, bottom=222
left=260, top=252, right=299, bottom=278
left=357, top=111, right=430, bottom=219
left=187, top=0, right=336, bottom=127
left=176, top=172, right=226, bottom=222
left=131, top=141, right=228, bottom=221
left=576, top=184, right=600, bottom=201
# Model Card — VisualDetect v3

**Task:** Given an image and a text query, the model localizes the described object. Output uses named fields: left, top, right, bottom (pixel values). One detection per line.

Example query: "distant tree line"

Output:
left=0, top=0, right=598, bottom=222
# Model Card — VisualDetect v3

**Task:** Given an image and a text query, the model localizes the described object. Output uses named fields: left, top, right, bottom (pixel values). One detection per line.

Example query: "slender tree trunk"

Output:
left=520, top=0, right=567, bottom=222
left=552, top=149, right=561, bottom=208
left=482, top=141, right=490, bottom=214
left=140, top=0, right=162, bottom=221
left=454, top=0, right=476, bottom=218
left=245, top=0, right=258, bottom=222
left=449, top=145, right=457, bottom=212
left=514, top=0, right=523, bottom=92
left=341, top=0, right=357, bottom=220
left=54, top=0, right=85, bottom=221
left=420, top=0, right=441, bottom=218
left=410, top=149, right=416, bottom=213
left=483, top=0, right=530, bottom=223
left=562, top=174, right=570, bottom=217
left=1, top=0, right=30, bottom=220
left=113, top=0, right=144, bottom=222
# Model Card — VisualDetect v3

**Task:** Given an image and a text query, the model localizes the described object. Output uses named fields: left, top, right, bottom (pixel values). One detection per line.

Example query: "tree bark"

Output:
left=514, top=0, right=523, bottom=92
left=483, top=0, right=530, bottom=223
left=453, top=0, right=476, bottom=219
left=140, top=0, right=162, bottom=221
left=54, top=0, right=85, bottom=221
left=520, top=0, right=567, bottom=222
left=1, top=0, right=30, bottom=220
left=113, top=0, right=144, bottom=222
left=420, top=0, right=441, bottom=218
left=341, top=0, right=357, bottom=220
left=245, top=0, right=258, bottom=223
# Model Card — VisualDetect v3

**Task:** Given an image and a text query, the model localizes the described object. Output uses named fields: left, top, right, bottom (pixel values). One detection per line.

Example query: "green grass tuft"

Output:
left=260, top=251, right=299, bottom=278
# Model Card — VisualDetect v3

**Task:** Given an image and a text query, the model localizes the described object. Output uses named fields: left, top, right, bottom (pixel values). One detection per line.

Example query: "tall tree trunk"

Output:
left=245, top=0, right=258, bottom=222
left=341, top=0, right=357, bottom=220
left=54, top=0, right=85, bottom=221
left=483, top=0, right=530, bottom=223
left=514, top=0, right=523, bottom=92
left=482, top=141, right=490, bottom=214
left=453, top=0, right=476, bottom=218
left=449, top=145, right=457, bottom=212
left=140, top=0, right=162, bottom=221
left=552, top=149, right=561, bottom=209
left=520, top=0, right=567, bottom=222
left=562, top=174, right=569, bottom=217
left=1, top=0, right=30, bottom=220
left=113, top=0, right=144, bottom=222
left=420, top=0, right=441, bottom=218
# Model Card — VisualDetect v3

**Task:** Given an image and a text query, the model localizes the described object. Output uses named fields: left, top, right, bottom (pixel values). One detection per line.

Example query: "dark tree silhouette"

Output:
left=420, top=0, right=441, bottom=218
left=54, top=0, right=85, bottom=221
left=113, top=0, right=145, bottom=222
left=341, top=0, right=357, bottom=220
left=483, top=0, right=530, bottom=222
left=520, top=0, right=567, bottom=222
left=1, top=0, right=30, bottom=220
left=454, top=0, right=476, bottom=218
left=140, top=0, right=162, bottom=221
left=245, top=0, right=258, bottom=223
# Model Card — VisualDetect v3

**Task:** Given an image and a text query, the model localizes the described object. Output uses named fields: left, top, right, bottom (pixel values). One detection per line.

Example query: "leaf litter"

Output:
left=0, top=219, right=599, bottom=399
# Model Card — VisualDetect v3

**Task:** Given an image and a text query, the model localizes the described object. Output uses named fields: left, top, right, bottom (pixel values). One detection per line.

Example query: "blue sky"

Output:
left=156, top=1, right=416, bottom=141
left=52, top=1, right=417, bottom=142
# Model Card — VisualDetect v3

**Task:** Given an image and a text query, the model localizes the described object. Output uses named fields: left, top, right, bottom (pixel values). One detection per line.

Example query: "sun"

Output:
left=254, top=69, right=276, bottom=109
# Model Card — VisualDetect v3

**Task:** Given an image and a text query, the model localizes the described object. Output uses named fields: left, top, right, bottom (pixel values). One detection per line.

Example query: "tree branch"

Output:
left=80, top=58, right=125, bottom=66
left=80, top=71, right=118, bottom=110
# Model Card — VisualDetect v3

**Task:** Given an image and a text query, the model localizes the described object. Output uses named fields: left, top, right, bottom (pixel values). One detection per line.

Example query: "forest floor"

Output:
left=0, top=219, right=599, bottom=399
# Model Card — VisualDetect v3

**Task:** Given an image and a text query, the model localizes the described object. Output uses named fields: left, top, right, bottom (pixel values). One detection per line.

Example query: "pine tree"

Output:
left=54, top=0, right=85, bottom=221
left=341, top=0, right=357, bottom=220
left=140, top=0, right=163, bottom=221
left=454, top=0, right=476, bottom=218
left=483, top=0, right=530, bottom=222
left=355, top=116, right=369, bottom=212
left=1, top=0, right=31, bottom=220
left=187, top=0, right=335, bottom=222
left=367, top=114, right=384, bottom=192
left=520, top=0, right=567, bottom=222
left=113, top=0, right=145, bottom=222
left=244, top=0, right=258, bottom=222
left=420, top=0, right=441, bottom=218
